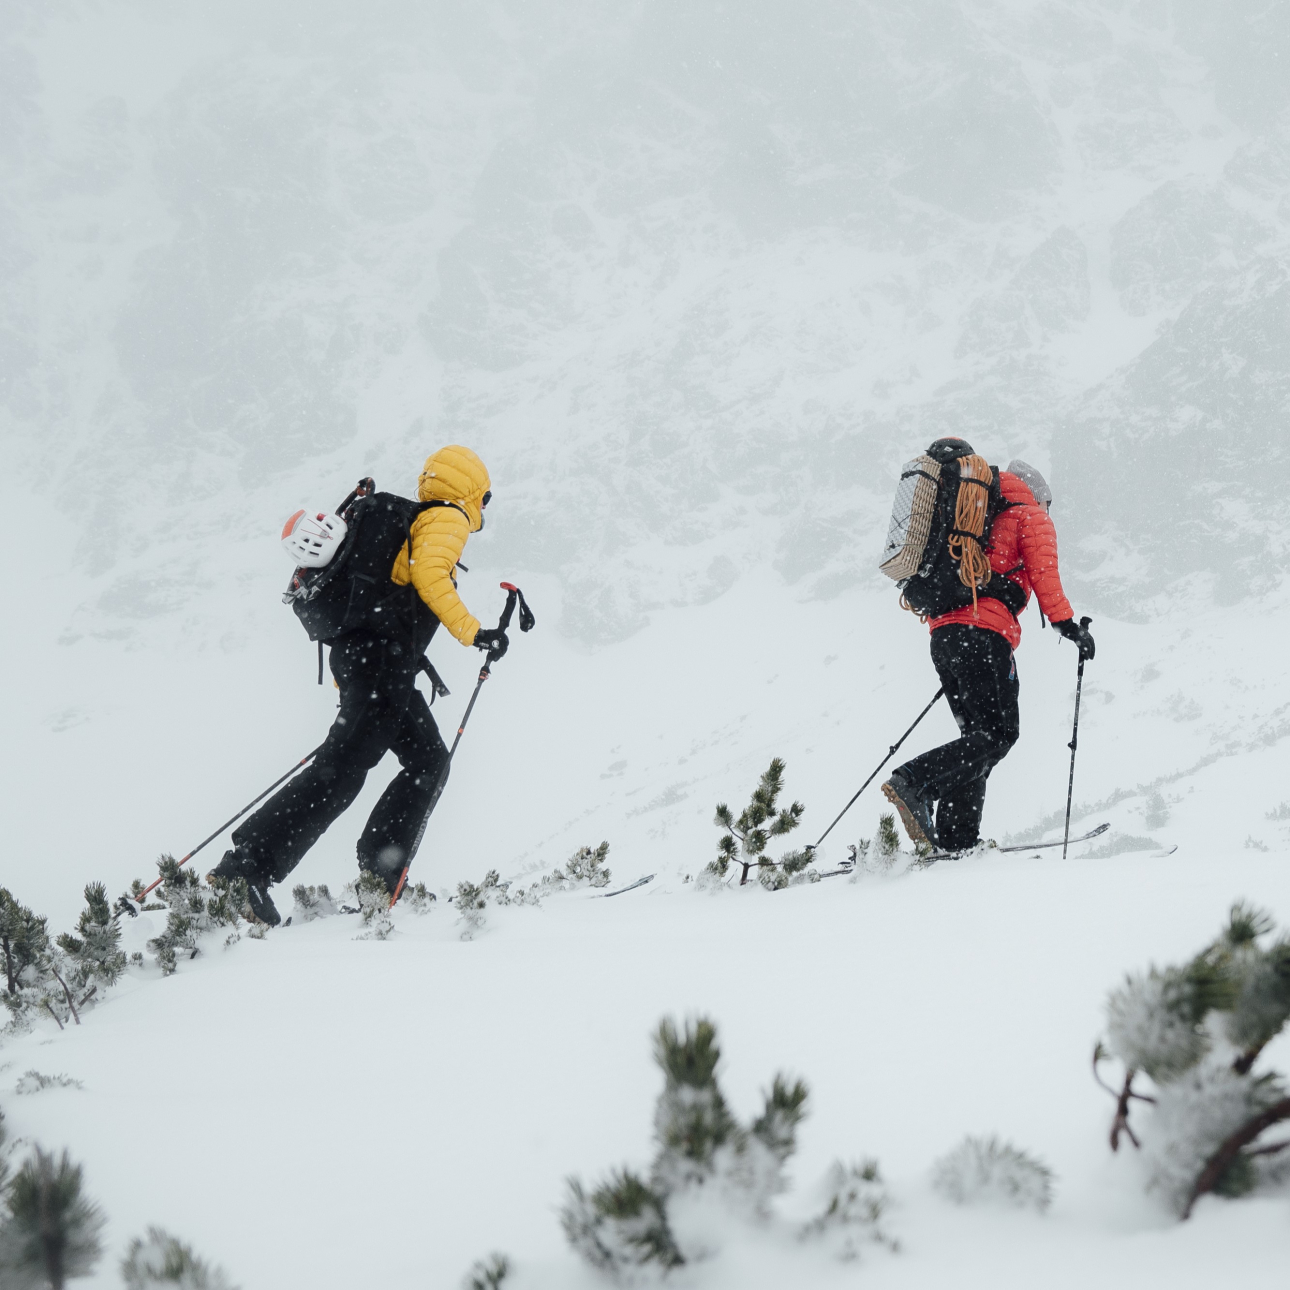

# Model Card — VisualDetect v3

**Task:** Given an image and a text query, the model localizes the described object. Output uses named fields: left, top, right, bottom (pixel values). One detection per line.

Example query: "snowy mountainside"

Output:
left=3, top=0, right=1289, bottom=643
left=3, top=4, right=1290, bottom=1287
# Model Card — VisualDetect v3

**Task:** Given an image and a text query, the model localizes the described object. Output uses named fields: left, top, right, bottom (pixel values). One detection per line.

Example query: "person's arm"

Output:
left=1016, top=505, right=1074, bottom=624
left=392, top=508, right=481, bottom=644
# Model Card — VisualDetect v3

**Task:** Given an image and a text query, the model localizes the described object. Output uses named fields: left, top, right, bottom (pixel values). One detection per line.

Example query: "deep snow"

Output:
left=4, top=2, right=1290, bottom=1286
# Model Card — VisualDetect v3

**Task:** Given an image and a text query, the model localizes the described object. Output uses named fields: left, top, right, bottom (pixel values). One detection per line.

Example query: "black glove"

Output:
left=473, top=627, right=509, bottom=660
left=1053, top=617, right=1095, bottom=662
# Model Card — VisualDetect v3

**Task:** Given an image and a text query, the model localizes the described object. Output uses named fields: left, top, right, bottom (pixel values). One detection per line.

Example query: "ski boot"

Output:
left=207, top=848, right=282, bottom=927
left=881, top=772, right=938, bottom=850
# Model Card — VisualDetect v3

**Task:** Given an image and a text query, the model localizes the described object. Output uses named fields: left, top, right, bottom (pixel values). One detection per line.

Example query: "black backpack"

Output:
left=898, top=460, right=1027, bottom=620
left=282, top=478, right=463, bottom=650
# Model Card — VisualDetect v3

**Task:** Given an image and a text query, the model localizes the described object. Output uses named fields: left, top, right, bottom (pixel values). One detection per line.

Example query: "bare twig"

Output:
left=42, top=1000, right=65, bottom=1031
left=1182, top=1097, right=1290, bottom=1219
left=1233, top=1044, right=1268, bottom=1076
left=1245, top=1139, right=1290, bottom=1159
left=77, top=984, right=98, bottom=1008
left=49, top=965, right=80, bottom=1025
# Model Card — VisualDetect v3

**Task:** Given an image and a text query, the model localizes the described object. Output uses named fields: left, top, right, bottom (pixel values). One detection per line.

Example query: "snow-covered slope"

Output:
left=3, top=3, right=1290, bottom=1287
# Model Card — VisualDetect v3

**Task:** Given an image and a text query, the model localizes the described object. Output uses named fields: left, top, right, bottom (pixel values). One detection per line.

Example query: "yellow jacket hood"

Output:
left=418, top=445, right=490, bottom=532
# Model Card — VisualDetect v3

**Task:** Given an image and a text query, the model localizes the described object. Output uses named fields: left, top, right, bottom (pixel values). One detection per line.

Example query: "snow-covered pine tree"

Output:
left=0, top=1147, right=104, bottom=1289
left=562, top=1016, right=815, bottom=1276
left=120, top=1226, right=237, bottom=1289
left=849, top=814, right=904, bottom=879
left=0, top=888, right=52, bottom=1028
left=873, top=814, right=902, bottom=869
left=454, top=871, right=504, bottom=940
left=931, top=1136, right=1053, bottom=1212
left=290, top=884, right=337, bottom=923
left=706, top=760, right=814, bottom=888
left=539, top=842, right=611, bottom=892
left=56, top=883, right=127, bottom=1003
left=145, top=859, right=248, bottom=974
left=461, top=1252, right=510, bottom=1290
left=561, top=1170, right=681, bottom=1277
left=399, top=881, right=437, bottom=913
left=800, top=1160, right=894, bottom=1260
left=351, top=872, right=393, bottom=940
left=1096, top=901, right=1290, bottom=1216
left=0, top=889, right=86, bottom=1032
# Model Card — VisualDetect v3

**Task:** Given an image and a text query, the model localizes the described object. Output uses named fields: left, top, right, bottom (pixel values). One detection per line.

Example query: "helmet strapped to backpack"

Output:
left=281, top=510, right=348, bottom=568
left=282, top=477, right=465, bottom=649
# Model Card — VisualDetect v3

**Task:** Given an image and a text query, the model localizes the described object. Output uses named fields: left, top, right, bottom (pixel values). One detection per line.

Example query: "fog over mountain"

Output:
left=4, top=2, right=1287, bottom=641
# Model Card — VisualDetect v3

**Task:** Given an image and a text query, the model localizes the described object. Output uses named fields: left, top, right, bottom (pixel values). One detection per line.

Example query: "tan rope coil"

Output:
left=948, top=454, right=993, bottom=612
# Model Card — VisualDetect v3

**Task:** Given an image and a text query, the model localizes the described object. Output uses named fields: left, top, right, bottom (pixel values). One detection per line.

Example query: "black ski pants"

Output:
left=232, top=633, right=450, bottom=889
left=895, top=623, right=1019, bottom=851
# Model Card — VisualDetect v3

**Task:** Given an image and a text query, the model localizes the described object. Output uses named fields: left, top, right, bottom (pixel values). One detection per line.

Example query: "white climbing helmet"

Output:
left=281, top=509, right=348, bottom=567
left=1006, top=459, right=1052, bottom=512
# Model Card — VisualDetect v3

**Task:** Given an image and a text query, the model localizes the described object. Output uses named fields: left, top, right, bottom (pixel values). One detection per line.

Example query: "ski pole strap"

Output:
left=807, top=687, right=945, bottom=852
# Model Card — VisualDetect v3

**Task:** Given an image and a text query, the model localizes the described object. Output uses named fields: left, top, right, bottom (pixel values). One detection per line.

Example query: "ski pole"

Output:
left=129, top=746, right=324, bottom=907
left=1062, top=616, right=1091, bottom=860
left=389, top=582, right=535, bottom=907
left=806, top=687, right=945, bottom=853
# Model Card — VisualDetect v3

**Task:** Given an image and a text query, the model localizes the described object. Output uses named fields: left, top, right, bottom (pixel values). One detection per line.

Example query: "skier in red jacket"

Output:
left=882, top=438, right=1095, bottom=853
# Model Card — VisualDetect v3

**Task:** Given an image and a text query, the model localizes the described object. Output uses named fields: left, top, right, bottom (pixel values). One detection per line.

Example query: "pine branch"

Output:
left=1182, top=1096, right=1290, bottom=1218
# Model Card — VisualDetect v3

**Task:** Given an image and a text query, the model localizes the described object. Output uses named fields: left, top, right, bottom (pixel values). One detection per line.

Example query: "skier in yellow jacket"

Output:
left=211, top=446, right=500, bottom=924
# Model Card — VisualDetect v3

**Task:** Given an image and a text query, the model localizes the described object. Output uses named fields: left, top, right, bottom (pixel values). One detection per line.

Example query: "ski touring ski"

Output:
left=919, top=822, right=1111, bottom=866
left=597, top=874, right=655, bottom=898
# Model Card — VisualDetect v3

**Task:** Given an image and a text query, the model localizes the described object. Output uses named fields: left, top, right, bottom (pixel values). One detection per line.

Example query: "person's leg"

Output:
left=357, top=689, right=451, bottom=890
left=897, top=626, right=1013, bottom=801
left=230, top=636, right=410, bottom=884
left=933, top=632, right=1020, bottom=849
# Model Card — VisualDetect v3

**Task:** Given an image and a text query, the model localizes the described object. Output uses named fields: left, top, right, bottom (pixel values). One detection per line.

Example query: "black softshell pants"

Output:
left=232, top=632, right=450, bottom=889
left=895, top=623, right=1019, bottom=851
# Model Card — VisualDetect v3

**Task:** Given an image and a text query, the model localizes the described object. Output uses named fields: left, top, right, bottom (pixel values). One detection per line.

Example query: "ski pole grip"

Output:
left=1080, top=615, right=1092, bottom=629
left=497, top=582, right=520, bottom=631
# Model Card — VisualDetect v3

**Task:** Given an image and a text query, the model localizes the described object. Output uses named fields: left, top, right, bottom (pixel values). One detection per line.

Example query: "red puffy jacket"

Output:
left=928, top=471, right=1073, bottom=649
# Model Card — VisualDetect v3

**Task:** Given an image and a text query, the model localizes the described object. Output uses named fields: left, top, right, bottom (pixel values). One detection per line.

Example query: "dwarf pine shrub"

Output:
left=800, top=1160, right=895, bottom=1260
left=290, top=884, right=337, bottom=923
left=399, top=881, right=437, bottom=913
left=144, top=859, right=247, bottom=974
left=0, top=1147, right=105, bottom=1289
left=705, top=760, right=815, bottom=888
left=120, top=1226, right=237, bottom=1289
left=1, top=888, right=56, bottom=1032
left=453, top=870, right=544, bottom=940
left=461, top=1252, right=510, bottom=1290
left=562, top=1016, right=886, bottom=1279
left=932, top=1136, right=1053, bottom=1212
left=16, top=1071, right=83, bottom=1095
left=56, top=883, right=127, bottom=997
left=1096, top=901, right=1290, bottom=1216
left=540, top=843, right=611, bottom=892
left=351, top=872, right=394, bottom=941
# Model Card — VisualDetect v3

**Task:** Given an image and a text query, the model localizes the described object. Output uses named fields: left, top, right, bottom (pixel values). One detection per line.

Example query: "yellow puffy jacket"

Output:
left=390, top=445, right=490, bottom=646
